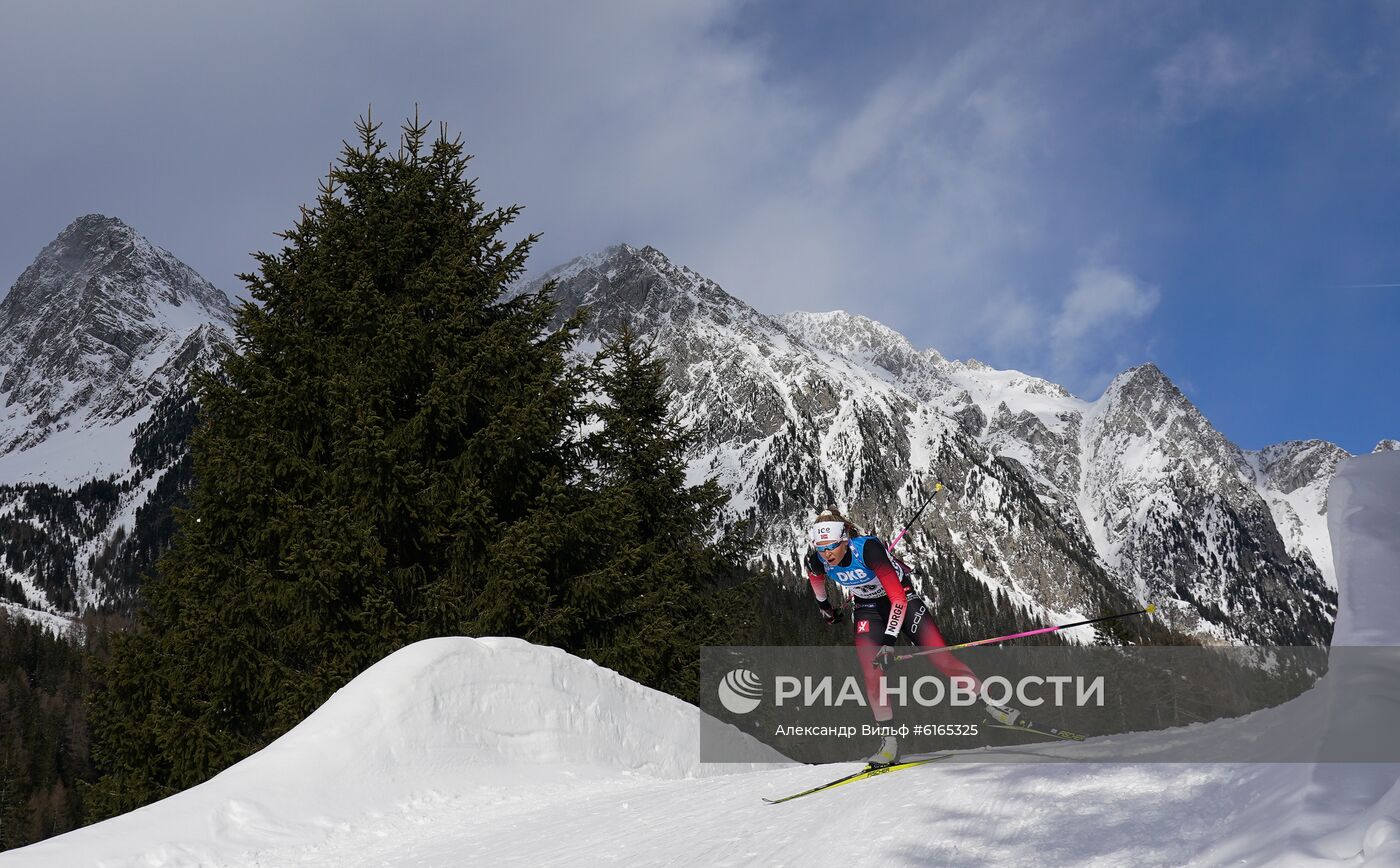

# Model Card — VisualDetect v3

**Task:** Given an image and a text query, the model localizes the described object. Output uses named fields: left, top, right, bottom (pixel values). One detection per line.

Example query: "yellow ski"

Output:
left=763, top=754, right=951, bottom=804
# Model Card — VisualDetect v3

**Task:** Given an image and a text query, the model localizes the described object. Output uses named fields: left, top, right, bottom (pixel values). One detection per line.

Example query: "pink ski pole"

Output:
left=887, top=604, right=1157, bottom=664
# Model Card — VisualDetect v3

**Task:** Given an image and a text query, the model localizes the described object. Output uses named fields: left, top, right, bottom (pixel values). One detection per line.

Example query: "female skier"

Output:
left=806, top=508, right=1016, bottom=765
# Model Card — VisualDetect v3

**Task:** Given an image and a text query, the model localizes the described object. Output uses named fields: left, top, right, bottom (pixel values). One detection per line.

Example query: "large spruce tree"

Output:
left=87, top=115, right=589, bottom=817
left=550, top=327, right=756, bottom=697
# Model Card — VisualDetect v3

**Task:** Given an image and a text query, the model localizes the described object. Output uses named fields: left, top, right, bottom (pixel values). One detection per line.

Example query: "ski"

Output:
left=763, top=754, right=951, bottom=804
left=986, top=721, right=1088, bottom=742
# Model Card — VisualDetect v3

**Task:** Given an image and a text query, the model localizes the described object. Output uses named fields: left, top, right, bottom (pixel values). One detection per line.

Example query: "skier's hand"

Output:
left=817, top=598, right=839, bottom=625
left=873, top=643, right=896, bottom=670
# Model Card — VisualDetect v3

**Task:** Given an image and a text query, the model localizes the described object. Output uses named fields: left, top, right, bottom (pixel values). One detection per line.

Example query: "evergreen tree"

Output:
left=0, top=611, right=96, bottom=851
left=535, top=327, right=755, bottom=698
left=87, top=113, right=588, bottom=818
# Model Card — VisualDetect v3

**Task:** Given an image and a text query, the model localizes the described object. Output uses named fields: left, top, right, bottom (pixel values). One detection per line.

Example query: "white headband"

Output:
left=810, top=520, right=847, bottom=546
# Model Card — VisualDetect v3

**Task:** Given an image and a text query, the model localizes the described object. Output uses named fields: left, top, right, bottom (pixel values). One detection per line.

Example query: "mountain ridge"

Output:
left=527, top=243, right=1347, bottom=644
left=0, top=226, right=1369, bottom=646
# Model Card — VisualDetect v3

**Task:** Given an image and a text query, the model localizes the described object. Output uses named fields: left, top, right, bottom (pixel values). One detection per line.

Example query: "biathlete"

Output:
left=805, top=509, right=1019, bottom=765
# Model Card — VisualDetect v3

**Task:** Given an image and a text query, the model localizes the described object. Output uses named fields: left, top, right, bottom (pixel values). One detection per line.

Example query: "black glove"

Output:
left=817, top=598, right=839, bottom=625
left=873, top=635, right=897, bottom=669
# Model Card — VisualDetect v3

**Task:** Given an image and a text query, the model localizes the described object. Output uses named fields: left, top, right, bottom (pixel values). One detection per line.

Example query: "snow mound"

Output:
left=258, top=636, right=780, bottom=779
left=7, top=637, right=784, bottom=867
left=1327, top=452, right=1400, bottom=646
left=1191, top=451, right=1400, bottom=866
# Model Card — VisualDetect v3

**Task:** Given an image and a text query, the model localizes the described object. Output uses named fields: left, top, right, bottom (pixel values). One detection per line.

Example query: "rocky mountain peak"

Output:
left=779, top=310, right=934, bottom=374
left=1077, top=359, right=1336, bottom=640
left=2, top=215, right=232, bottom=328
left=1087, top=362, right=1240, bottom=489
left=528, top=244, right=755, bottom=343
left=1254, top=440, right=1351, bottom=495
left=0, top=215, right=235, bottom=478
left=1101, top=362, right=1175, bottom=406
left=1089, top=363, right=1222, bottom=455
left=778, top=310, right=906, bottom=349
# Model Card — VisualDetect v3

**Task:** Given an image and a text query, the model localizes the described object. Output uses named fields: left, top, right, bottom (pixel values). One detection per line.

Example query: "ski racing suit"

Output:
left=806, top=536, right=980, bottom=723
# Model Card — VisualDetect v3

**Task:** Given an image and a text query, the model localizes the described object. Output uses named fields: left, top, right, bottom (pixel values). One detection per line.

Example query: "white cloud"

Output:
left=1153, top=30, right=1312, bottom=122
left=1049, top=265, right=1161, bottom=377
left=0, top=1, right=1169, bottom=393
left=443, top=3, right=1155, bottom=390
left=807, top=59, right=964, bottom=188
left=974, top=287, right=1042, bottom=360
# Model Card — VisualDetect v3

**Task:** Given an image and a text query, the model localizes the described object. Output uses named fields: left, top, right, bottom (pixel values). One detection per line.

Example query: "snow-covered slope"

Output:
left=1321, top=451, right=1400, bottom=647
left=11, top=452, right=1398, bottom=867
left=1246, top=439, right=1351, bottom=588
left=1186, top=450, right=1400, bottom=866
left=7, top=637, right=786, bottom=867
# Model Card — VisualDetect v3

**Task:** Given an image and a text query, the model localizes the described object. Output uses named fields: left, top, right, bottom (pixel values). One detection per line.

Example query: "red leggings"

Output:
left=853, top=594, right=980, bottom=722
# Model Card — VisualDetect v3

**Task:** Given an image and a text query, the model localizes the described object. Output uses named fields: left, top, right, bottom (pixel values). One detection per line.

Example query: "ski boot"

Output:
left=985, top=702, right=1022, bottom=726
left=864, top=734, right=899, bottom=767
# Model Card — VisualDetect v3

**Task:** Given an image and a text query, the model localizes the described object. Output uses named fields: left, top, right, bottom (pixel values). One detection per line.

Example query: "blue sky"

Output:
left=2, top=1, right=1396, bottom=453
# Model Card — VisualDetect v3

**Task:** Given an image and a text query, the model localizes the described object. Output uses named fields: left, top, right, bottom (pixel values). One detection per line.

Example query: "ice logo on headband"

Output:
left=811, top=520, right=846, bottom=546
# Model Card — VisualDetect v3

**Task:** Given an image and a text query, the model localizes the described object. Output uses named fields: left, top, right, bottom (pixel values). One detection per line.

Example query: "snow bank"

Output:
left=5, top=637, right=784, bottom=867
left=1295, top=453, right=1400, bottom=865
left=1327, top=453, right=1400, bottom=647
left=1191, top=451, right=1400, bottom=866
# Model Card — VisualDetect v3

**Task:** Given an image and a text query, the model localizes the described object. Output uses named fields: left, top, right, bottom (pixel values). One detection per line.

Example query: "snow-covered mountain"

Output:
left=0, top=229, right=1372, bottom=647
left=0, top=215, right=235, bottom=619
left=1076, top=365, right=1335, bottom=642
left=533, top=247, right=1143, bottom=634
left=11, top=452, right=1399, bottom=867
left=0, top=214, right=234, bottom=483
left=528, top=244, right=1358, bottom=645
left=1247, top=439, right=1350, bottom=587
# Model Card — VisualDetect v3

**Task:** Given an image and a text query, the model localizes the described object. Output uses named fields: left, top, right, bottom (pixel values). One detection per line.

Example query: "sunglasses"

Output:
left=815, top=539, right=845, bottom=552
